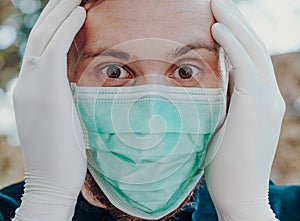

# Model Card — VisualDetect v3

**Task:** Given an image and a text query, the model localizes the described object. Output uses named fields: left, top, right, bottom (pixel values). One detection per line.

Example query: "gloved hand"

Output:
left=12, top=0, right=86, bottom=220
left=205, top=0, right=285, bottom=220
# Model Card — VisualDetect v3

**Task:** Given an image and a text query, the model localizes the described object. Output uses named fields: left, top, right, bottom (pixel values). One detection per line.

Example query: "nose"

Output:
left=131, top=60, right=176, bottom=86
left=134, top=74, right=173, bottom=86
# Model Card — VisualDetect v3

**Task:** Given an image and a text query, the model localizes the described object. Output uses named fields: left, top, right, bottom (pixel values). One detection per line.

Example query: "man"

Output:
left=0, top=0, right=299, bottom=220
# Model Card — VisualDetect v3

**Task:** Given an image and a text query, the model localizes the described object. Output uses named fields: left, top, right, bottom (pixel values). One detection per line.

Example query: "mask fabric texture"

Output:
left=71, top=84, right=224, bottom=220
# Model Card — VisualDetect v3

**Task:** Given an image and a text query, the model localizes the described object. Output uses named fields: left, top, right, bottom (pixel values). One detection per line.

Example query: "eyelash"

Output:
left=170, top=63, right=203, bottom=80
left=94, top=62, right=204, bottom=80
left=95, top=63, right=134, bottom=80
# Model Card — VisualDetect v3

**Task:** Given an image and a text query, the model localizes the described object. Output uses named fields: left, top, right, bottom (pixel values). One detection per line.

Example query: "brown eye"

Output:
left=174, top=65, right=199, bottom=79
left=101, top=64, right=128, bottom=78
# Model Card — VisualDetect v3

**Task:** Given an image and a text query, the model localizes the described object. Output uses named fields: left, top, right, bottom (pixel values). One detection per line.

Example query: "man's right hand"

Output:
left=13, top=0, right=86, bottom=220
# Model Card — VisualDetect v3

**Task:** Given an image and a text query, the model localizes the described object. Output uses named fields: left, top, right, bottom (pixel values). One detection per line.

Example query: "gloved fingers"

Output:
left=213, top=0, right=283, bottom=96
left=31, top=0, right=62, bottom=32
left=220, top=0, right=269, bottom=54
left=26, top=0, right=82, bottom=57
left=211, top=0, right=272, bottom=75
left=44, top=7, right=86, bottom=57
left=211, top=23, right=258, bottom=92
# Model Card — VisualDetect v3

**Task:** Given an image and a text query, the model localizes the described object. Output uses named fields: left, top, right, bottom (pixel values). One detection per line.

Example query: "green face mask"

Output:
left=72, top=83, right=225, bottom=220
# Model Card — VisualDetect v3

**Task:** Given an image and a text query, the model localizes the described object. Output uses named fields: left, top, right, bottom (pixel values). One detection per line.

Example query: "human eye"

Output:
left=97, top=64, right=133, bottom=79
left=172, top=64, right=201, bottom=79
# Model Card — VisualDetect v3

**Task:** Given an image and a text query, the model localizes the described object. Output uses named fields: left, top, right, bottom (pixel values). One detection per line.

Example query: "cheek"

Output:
left=207, top=56, right=219, bottom=76
left=73, top=60, right=91, bottom=83
left=197, top=51, right=219, bottom=76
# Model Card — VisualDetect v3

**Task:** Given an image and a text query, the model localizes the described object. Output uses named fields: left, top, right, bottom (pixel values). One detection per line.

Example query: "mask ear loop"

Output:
left=218, top=46, right=229, bottom=121
left=203, top=46, right=228, bottom=168
left=217, top=47, right=229, bottom=92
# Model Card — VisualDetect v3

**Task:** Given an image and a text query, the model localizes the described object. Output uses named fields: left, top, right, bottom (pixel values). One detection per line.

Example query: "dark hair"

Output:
left=80, top=0, right=99, bottom=6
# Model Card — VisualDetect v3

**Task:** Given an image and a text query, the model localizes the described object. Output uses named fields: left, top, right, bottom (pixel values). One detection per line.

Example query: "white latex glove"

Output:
left=12, top=0, right=86, bottom=220
left=205, top=0, right=285, bottom=220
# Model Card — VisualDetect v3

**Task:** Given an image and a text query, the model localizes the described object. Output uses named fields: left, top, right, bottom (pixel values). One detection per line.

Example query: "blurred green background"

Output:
left=0, top=0, right=47, bottom=188
left=0, top=0, right=300, bottom=188
left=0, top=0, right=46, bottom=89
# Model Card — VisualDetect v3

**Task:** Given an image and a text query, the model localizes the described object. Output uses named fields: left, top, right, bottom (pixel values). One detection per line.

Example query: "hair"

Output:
left=80, top=0, right=100, bottom=6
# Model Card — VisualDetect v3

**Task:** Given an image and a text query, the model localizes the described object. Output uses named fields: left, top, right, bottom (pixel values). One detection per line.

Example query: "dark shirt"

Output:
left=0, top=180, right=300, bottom=221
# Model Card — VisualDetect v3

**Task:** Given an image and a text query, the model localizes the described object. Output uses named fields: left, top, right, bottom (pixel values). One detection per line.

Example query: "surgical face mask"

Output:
left=71, top=83, right=225, bottom=220
left=71, top=39, right=228, bottom=219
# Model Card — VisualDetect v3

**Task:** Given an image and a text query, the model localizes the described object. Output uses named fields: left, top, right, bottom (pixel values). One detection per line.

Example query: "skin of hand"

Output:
left=204, top=0, right=285, bottom=220
left=12, top=0, right=87, bottom=220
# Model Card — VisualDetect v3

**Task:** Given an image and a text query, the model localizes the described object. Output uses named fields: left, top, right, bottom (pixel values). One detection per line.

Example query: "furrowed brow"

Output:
left=80, top=42, right=218, bottom=62
left=81, top=48, right=134, bottom=61
left=172, top=42, right=218, bottom=58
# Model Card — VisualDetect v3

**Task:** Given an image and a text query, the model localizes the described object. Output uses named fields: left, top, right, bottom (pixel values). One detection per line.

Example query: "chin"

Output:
left=82, top=170, right=202, bottom=221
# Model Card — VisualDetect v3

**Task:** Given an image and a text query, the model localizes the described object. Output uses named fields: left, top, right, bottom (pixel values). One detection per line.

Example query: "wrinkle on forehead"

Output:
left=80, top=38, right=217, bottom=64
left=76, top=0, right=215, bottom=52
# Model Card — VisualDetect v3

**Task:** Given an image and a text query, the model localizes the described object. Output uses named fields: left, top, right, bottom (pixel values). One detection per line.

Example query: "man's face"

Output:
left=69, top=0, right=221, bottom=88
left=68, top=0, right=224, bottom=218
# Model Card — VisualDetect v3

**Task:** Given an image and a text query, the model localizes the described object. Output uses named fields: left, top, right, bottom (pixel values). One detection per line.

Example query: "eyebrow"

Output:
left=172, top=42, right=217, bottom=58
left=81, top=48, right=133, bottom=60
left=81, top=41, right=218, bottom=61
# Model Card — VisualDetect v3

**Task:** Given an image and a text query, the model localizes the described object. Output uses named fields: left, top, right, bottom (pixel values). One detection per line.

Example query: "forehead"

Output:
left=78, top=0, right=215, bottom=53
